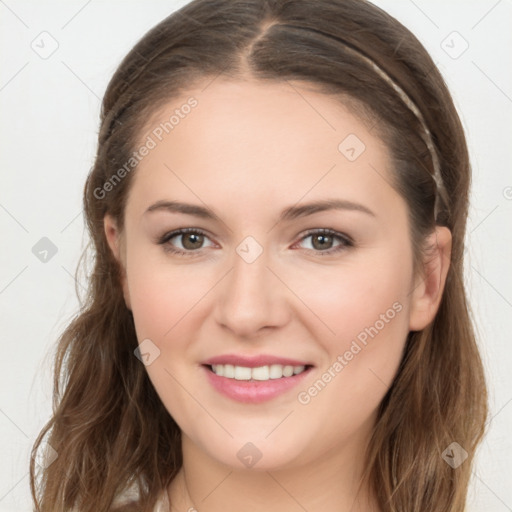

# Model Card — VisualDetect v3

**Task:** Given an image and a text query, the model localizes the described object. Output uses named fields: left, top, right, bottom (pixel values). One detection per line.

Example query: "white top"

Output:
left=111, top=484, right=170, bottom=511
left=153, top=489, right=170, bottom=512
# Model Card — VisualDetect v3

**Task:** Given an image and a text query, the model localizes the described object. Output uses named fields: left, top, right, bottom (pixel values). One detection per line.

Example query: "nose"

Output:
left=213, top=242, right=290, bottom=338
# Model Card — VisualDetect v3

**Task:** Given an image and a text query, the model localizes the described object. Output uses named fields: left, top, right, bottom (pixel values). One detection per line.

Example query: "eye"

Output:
left=294, top=228, right=353, bottom=255
left=158, top=228, right=215, bottom=256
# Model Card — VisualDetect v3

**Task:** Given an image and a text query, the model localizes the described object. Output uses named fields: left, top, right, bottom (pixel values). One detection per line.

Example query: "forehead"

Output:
left=140, top=78, right=386, bottom=158
left=128, top=78, right=396, bottom=218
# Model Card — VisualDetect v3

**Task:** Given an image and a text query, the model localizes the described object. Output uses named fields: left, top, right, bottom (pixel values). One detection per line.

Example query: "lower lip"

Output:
left=202, top=365, right=313, bottom=404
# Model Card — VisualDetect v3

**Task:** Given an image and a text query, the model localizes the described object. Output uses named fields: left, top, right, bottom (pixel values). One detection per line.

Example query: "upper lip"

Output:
left=202, top=354, right=313, bottom=368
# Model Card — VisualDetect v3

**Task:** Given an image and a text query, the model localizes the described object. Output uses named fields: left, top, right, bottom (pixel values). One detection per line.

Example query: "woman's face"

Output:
left=106, top=79, right=436, bottom=471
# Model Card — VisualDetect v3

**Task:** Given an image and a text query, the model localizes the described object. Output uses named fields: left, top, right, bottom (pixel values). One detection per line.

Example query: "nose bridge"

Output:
left=214, top=235, right=287, bottom=335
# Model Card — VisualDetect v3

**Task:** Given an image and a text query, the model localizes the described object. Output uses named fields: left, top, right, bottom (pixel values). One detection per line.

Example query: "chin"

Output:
left=191, top=430, right=311, bottom=472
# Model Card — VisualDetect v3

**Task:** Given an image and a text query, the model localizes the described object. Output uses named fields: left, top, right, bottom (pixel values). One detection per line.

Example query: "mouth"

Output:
left=201, top=360, right=315, bottom=404
left=203, top=363, right=313, bottom=381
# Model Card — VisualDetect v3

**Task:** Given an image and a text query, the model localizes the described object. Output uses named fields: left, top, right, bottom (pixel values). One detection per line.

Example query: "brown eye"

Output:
left=158, top=228, right=214, bottom=255
left=297, top=229, right=353, bottom=255
left=181, top=232, right=204, bottom=250
left=311, top=233, right=334, bottom=250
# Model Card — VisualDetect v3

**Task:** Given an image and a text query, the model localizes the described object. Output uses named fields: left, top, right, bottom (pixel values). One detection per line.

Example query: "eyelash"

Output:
left=157, top=227, right=354, bottom=257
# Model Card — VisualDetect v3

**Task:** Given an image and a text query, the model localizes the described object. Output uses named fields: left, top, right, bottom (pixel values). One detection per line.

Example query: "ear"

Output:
left=104, top=214, right=132, bottom=310
left=408, top=226, right=452, bottom=331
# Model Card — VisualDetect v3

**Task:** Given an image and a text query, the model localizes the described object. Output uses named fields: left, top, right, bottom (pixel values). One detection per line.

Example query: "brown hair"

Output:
left=30, top=1, right=488, bottom=511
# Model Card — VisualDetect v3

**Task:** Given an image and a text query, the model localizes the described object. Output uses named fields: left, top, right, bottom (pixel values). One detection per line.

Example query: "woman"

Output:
left=30, top=0, right=488, bottom=510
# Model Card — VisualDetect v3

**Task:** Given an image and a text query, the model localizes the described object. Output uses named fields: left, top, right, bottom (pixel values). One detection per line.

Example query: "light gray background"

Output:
left=1, top=1, right=511, bottom=511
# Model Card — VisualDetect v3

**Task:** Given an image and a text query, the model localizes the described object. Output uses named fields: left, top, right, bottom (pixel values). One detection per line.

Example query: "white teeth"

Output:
left=210, top=364, right=308, bottom=381
left=251, top=365, right=270, bottom=380
left=223, top=364, right=235, bottom=378
left=234, top=366, right=252, bottom=380
left=269, top=364, right=283, bottom=379
left=282, top=365, right=294, bottom=377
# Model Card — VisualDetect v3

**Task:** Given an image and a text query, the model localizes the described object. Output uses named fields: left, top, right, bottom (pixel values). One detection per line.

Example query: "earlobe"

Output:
left=408, top=226, right=452, bottom=331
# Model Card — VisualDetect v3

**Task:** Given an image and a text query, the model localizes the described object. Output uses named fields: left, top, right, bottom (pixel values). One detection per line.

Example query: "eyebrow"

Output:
left=145, top=198, right=376, bottom=223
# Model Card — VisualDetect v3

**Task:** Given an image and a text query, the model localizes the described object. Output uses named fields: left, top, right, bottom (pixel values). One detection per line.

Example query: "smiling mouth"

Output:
left=204, top=363, right=313, bottom=381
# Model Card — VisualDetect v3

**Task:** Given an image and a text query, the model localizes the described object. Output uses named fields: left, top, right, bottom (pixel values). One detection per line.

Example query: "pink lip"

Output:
left=201, top=364, right=314, bottom=404
left=202, top=354, right=312, bottom=368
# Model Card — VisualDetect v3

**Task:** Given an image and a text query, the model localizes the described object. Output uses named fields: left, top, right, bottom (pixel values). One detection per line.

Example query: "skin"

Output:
left=105, top=78, right=451, bottom=512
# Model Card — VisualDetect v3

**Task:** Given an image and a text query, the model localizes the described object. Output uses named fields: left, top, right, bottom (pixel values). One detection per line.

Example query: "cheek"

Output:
left=124, top=254, right=211, bottom=418
left=125, top=250, right=212, bottom=342
left=287, top=249, right=412, bottom=349
left=291, top=252, right=412, bottom=436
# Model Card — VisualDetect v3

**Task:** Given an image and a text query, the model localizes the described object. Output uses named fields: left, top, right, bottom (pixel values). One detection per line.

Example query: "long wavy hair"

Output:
left=30, top=1, right=489, bottom=511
